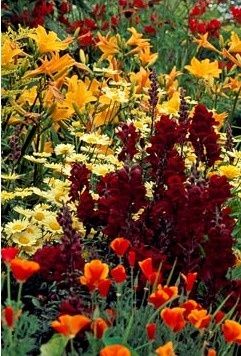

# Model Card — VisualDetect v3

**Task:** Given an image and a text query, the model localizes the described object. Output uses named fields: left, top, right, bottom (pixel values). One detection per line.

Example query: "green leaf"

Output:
left=40, top=334, right=69, bottom=356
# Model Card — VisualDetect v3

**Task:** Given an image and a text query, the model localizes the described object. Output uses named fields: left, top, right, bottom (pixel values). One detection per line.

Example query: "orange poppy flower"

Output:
left=207, top=349, right=217, bottom=356
left=139, top=258, right=161, bottom=285
left=222, top=320, right=241, bottom=344
left=91, top=318, right=109, bottom=338
left=51, top=314, right=91, bottom=338
left=110, top=237, right=130, bottom=257
left=10, top=258, right=40, bottom=283
left=161, top=307, right=186, bottom=332
left=180, top=299, right=202, bottom=319
left=110, top=265, right=127, bottom=283
left=180, top=272, right=197, bottom=293
left=156, top=341, right=176, bottom=356
left=79, top=260, right=109, bottom=290
left=149, top=285, right=178, bottom=308
left=99, top=344, right=131, bottom=356
left=188, top=309, right=211, bottom=329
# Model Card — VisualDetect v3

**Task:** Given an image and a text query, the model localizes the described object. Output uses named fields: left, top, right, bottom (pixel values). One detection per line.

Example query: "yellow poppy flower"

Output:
left=185, top=57, right=221, bottom=80
left=29, top=25, right=72, bottom=54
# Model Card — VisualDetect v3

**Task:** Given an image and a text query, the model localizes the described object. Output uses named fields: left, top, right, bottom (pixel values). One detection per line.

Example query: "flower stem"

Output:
left=17, top=283, right=23, bottom=306
left=7, top=265, right=11, bottom=302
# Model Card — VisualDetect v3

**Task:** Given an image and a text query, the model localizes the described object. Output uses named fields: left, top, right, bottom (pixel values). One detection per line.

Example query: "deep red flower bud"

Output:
left=214, top=310, right=225, bottom=324
left=111, top=265, right=127, bottom=283
left=146, top=323, right=156, bottom=340
left=128, top=250, right=136, bottom=267
left=2, top=247, right=19, bottom=265
left=2, top=306, right=21, bottom=329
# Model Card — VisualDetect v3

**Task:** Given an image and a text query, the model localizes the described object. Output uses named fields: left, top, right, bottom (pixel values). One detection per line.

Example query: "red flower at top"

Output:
left=110, top=237, right=131, bottom=257
left=2, top=247, right=19, bottom=265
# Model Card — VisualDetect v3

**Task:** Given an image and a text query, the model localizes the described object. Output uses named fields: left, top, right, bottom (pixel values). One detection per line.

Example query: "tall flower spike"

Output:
left=148, top=68, right=158, bottom=135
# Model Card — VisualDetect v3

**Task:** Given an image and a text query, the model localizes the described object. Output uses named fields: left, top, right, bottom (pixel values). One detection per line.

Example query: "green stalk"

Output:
left=7, top=265, right=11, bottom=302
left=17, top=282, right=23, bottom=306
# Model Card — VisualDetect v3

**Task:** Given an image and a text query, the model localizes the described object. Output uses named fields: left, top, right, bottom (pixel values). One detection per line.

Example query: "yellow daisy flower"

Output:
left=4, top=219, right=29, bottom=236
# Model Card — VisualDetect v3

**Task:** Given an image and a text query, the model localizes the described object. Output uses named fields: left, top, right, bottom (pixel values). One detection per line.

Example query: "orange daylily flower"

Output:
left=91, top=318, right=109, bottom=338
left=51, top=314, right=91, bottom=338
left=194, top=33, right=219, bottom=52
left=10, top=258, right=40, bottom=283
left=130, top=67, right=150, bottom=94
left=222, top=320, right=241, bottom=344
left=185, top=57, right=221, bottom=80
left=139, top=258, right=161, bottom=285
left=127, top=27, right=150, bottom=50
left=180, top=272, right=197, bottom=293
left=188, top=309, right=211, bottom=329
left=110, top=237, right=131, bottom=257
left=221, top=50, right=241, bottom=68
left=29, top=25, right=72, bottom=54
left=161, top=307, right=186, bottom=332
left=149, top=285, right=178, bottom=308
left=26, top=53, right=75, bottom=77
left=156, top=341, right=176, bottom=356
left=100, top=344, right=131, bottom=356
left=139, top=46, right=158, bottom=67
left=80, top=259, right=109, bottom=290
left=96, top=33, right=120, bottom=61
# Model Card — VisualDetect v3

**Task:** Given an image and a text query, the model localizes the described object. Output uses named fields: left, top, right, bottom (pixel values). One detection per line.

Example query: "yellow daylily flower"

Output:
left=185, top=57, right=221, bottom=80
left=158, top=91, right=180, bottom=116
left=138, top=46, right=158, bottom=67
left=1, top=37, right=23, bottom=66
left=18, top=86, right=38, bottom=106
left=64, top=75, right=96, bottom=114
left=96, top=33, right=120, bottom=61
left=26, top=53, right=75, bottom=77
left=228, top=32, right=241, bottom=53
left=29, top=25, right=72, bottom=54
